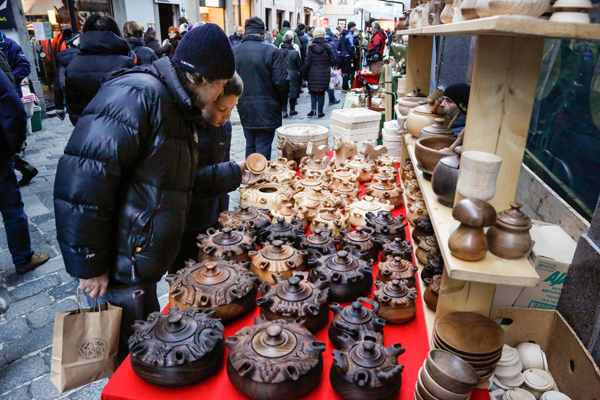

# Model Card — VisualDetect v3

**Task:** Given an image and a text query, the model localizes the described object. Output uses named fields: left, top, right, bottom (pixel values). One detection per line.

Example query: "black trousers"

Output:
left=340, top=58, right=354, bottom=90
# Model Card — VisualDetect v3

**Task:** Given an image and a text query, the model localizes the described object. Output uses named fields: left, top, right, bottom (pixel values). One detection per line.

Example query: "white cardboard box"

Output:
left=330, top=118, right=380, bottom=130
left=493, top=221, right=577, bottom=310
left=331, top=108, right=382, bottom=123
left=330, top=125, right=379, bottom=141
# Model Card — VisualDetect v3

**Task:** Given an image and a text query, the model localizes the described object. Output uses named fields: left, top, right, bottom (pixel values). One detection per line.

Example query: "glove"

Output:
left=241, top=169, right=263, bottom=185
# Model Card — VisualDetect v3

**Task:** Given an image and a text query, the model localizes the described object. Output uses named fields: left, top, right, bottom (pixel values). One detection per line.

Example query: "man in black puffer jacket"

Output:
left=234, top=17, right=289, bottom=159
left=54, top=24, right=236, bottom=362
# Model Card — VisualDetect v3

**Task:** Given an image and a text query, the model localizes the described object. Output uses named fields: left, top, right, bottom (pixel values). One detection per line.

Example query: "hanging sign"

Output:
left=180, top=1, right=187, bottom=17
left=0, top=0, right=17, bottom=30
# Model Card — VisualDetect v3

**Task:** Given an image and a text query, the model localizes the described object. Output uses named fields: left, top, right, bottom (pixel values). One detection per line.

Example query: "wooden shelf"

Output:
left=405, top=135, right=540, bottom=287
left=400, top=16, right=600, bottom=40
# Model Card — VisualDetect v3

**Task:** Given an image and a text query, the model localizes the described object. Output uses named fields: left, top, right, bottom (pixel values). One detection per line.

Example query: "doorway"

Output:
left=265, top=8, right=271, bottom=30
left=158, top=3, right=175, bottom=42
left=277, top=10, right=284, bottom=29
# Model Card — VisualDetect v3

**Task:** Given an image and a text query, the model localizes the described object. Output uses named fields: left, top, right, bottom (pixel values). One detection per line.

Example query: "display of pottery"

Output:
left=364, top=176, right=405, bottom=208
left=129, top=306, right=225, bottom=387
left=260, top=163, right=296, bottom=184
left=338, top=226, right=381, bottom=262
left=364, top=210, right=409, bottom=243
left=259, top=216, right=304, bottom=245
left=421, top=254, right=444, bottom=282
left=328, top=167, right=360, bottom=189
left=166, top=259, right=258, bottom=321
left=405, top=178, right=421, bottom=199
left=239, top=182, right=295, bottom=211
left=272, top=203, right=309, bottom=229
left=330, top=331, right=405, bottom=400
left=272, top=156, right=297, bottom=171
left=419, top=118, right=456, bottom=139
left=459, top=0, right=480, bottom=19
left=448, top=198, right=497, bottom=261
left=486, top=0, right=550, bottom=18
left=381, top=237, right=413, bottom=263
left=550, top=0, right=592, bottom=23
left=310, top=207, right=351, bottom=238
left=441, top=0, right=455, bottom=22
left=373, top=166, right=397, bottom=182
left=414, top=136, right=457, bottom=180
left=196, top=226, right=258, bottom=263
left=297, top=227, right=340, bottom=258
left=423, top=274, right=441, bottom=311
left=306, top=141, right=330, bottom=160
left=277, top=136, right=308, bottom=165
left=412, top=217, right=434, bottom=243
left=332, top=138, right=358, bottom=168
left=378, top=256, right=419, bottom=287
left=309, top=250, right=373, bottom=303
left=328, top=298, right=386, bottom=349
left=418, top=349, right=480, bottom=400
left=431, top=155, right=460, bottom=207
left=415, top=236, right=440, bottom=264
left=342, top=156, right=376, bottom=183
left=407, top=96, right=449, bottom=139
left=331, top=180, right=362, bottom=202
left=294, top=186, right=338, bottom=222
left=456, top=151, right=503, bottom=201
left=257, top=272, right=330, bottom=333
left=346, top=196, right=395, bottom=227
left=276, top=123, right=329, bottom=147
left=219, top=205, right=272, bottom=232
left=249, top=240, right=309, bottom=284
left=373, top=279, right=418, bottom=324
left=407, top=199, right=429, bottom=226
left=299, top=155, right=332, bottom=179
left=401, top=160, right=414, bottom=181
left=291, top=174, right=329, bottom=194
left=486, top=202, right=533, bottom=259
left=374, top=154, right=397, bottom=171
left=225, top=317, right=326, bottom=400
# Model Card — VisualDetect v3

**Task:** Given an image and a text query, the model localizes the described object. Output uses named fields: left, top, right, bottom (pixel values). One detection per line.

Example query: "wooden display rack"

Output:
left=399, top=14, right=600, bottom=332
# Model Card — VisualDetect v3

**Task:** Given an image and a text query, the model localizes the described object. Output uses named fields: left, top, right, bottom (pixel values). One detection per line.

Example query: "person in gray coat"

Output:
left=279, top=30, right=303, bottom=118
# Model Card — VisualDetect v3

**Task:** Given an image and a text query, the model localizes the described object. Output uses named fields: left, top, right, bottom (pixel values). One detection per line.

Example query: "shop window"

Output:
left=339, top=19, right=346, bottom=29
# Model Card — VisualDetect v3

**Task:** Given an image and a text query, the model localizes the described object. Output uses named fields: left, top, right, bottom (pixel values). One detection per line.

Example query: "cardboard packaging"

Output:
left=490, top=308, right=600, bottom=397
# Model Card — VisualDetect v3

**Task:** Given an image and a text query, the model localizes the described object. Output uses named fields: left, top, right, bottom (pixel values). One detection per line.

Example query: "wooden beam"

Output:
left=405, top=35, right=433, bottom=96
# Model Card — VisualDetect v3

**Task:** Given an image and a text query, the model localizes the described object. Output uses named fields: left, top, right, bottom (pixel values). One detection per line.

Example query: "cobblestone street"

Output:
left=0, top=89, right=344, bottom=399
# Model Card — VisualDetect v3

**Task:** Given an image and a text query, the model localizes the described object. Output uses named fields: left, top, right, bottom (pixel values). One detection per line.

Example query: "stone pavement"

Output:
left=0, top=88, right=344, bottom=399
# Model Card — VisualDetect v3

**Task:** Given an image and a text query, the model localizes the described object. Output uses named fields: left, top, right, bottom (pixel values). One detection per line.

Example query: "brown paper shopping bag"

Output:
left=50, top=294, right=122, bottom=392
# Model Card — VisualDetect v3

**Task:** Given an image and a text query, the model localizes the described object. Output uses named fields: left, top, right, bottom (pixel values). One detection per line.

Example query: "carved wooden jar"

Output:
left=342, top=156, right=376, bottom=183
left=196, top=226, right=258, bottom=263
left=310, top=207, right=351, bottom=238
left=331, top=181, right=362, bottom=203
left=129, top=306, right=225, bottom=387
left=328, top=167, right=360, bottom=189
left=249, top=240, right=309, bottom=284
left=373, top=279, right=418, bottom=324
left=364, top=210, right=408, bottom=241
left=166, top=259, right=258, bottom=321
left=272, top=156, right=297, bottom=171
left=294, top=186, right=339, bottom=222
left=297, top=228, right=340, bottom=259
left=421, top=254, right=444, bottom=283
left=380, top=237, right=413, bottom=263
left=415, top=236, right=440, bottom=264
left=364, top=176, right=404, bottom=208
left=400, top=161, right=414, bottom=181
left=239, top=183, right=295, bottom=212
left=225, top=317, right=327, bottom=400
left=291, top=175, right=330, bottom=194
left=377, top=257, right=418, bottom=288
left=486, top=202, right=533, bottom=260
left=257, top=272, right=330, bottom=333
left=260, top=163, right=296, bottom=184
left=407, top=199, right=428, bottom=226
left=308, top=250, right=373, bottom=303
left=412, top=217, right=434, bottom=243
left=328, top=298, right=386, bottom=350
left=271, top=203, right=309, bottom=229
left=219, top=205, right=271, bottom=232
left=338, top=226, right=381, bottom=263
left=423, top=274, right=441, bottom=311
left=259, top=217, right=304, bottom=245
left=330, top=331, right=405, bottom=400
left=374, top=155, right=397, bottom=173
left=299, top=156, right=332, bottom=179
left=347, top=196, right=394, bottom=227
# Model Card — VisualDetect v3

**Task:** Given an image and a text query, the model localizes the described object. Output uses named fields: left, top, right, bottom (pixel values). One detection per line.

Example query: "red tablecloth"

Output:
left=102, top=165, right=490, bottom=400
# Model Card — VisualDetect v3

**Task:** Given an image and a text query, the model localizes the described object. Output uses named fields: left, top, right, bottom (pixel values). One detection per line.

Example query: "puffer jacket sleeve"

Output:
left=6, top=40, right=31, bottom=82
left=0, top=70, right=26, bottom=154
left=271, top=49, right=290, bottom=107
left=53, top=83, right=152, bottom=280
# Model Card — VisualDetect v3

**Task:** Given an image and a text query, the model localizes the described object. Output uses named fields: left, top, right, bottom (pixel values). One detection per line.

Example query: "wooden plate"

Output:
left=246, top=153, right=268, bottom=174
left=435, top=312, right=505, bottom=355
left=433, top=332, right=502, bottom=361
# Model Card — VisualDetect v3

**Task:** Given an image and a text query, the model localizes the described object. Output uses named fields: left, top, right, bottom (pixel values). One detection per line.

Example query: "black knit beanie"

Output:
left=444, top=83, right=471, bottom=114
left=173, top=23, right=235, bottom=80
left=283, top=20, right=290, bottom=28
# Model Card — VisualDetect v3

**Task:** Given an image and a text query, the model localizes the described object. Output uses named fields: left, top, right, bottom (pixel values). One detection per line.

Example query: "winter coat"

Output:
left=338, top=30, right=356, bottom=59
left=0, top=50, right=15, bottom=86
left=65, top=31, right=135, bottom=125
left=186, top=119, right=242, bottom=232
left=145, top=38, right=161, bottom=54
left=280, top=42, right=303, bottom=99
left=229, top=33, right=243, bottom=47
left=0, top=69, right=26, bottom=161
left=159, top=35, right=181, bottom=59
left=273, top=27, right=301, bottom=48
left=326, top=36, right=340, bottom=66
left=0, top=32, right=32, bottom=97
left=303, top=37, right=336, bottom=93
left=127, top=37, right=158, bottom=66
left=296, top=28, right=309, bottom=62
left=234, top=36, right=289, bottom=130
left=55, top=48, right=80, bottom=109
left=54, top=57, right=200, bottom=284
left=369, top=30, right=387, bottom=56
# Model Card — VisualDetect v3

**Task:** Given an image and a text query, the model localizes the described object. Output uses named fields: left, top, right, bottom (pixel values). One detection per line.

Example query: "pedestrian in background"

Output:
left=65, top=14, right=135, bottom=126
left=159, top=26, right=182, bottom=58
left=303, top=27, right=336, bottom=119
left=0, top=32, right=31, bottom=97
left=273, top=21, right=301, bottom=48
left=325, top=31, right=340, bottom=104
left=338, top=22, right=356, bottom=91
left=178, top=17, right=189, bottom=36
left=368, top=21, right=387, bottom=56
left=234, top=17, right=289, bottom=159
left=144, top=28, right=161, bottom=54
left=53, top=25, right=79, bottom=122
left=229, top=26, right=243, bottom=47
left=279, top=30, right=303, bottom=118
left=295, top=24, right=308, bottom=63
left=123, top=21, right=158, bottom=66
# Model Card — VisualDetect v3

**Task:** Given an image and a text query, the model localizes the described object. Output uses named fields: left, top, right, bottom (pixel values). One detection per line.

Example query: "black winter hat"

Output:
left=444, top=83, right=471, bottom=114
left=366, top=49, right=383, bottom=65
left=172, top=23, right=235, bottom=80
left=283, top=20, right=291, bottom=28
left=297, top=23, right=306, bottom=31
left=245, top=17, right=267, bottom=34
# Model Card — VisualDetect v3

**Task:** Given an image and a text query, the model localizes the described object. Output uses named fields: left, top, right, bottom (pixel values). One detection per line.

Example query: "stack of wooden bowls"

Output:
left=432, top=312, right=505, bottom=381
left=415, top=349, right=480, bottom=400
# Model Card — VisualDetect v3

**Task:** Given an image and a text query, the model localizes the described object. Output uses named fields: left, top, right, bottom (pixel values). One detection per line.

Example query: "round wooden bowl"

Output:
left=426, top=350, right=480, bottom=394
left=433, top=333, right=502, bottom=361
left=420, top=365, right=472, bottom=400
left=247, top=153, right=268, bottom=174
left=435, top=312, right=505, bottom=355
left=414, top=136, right=457, bottom=180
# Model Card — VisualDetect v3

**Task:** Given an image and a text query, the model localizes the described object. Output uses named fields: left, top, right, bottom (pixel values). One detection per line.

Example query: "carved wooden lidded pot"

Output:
left=329, top=298, right=386, bottom=349
left=297, top=227, right=340, bottom=258
left=259, top=217, right=304, bottom=246
left=364, top=210, right=408, bottom=241
left=377, top=256, right=418, bottom=288
left=196, top=226, right=258, bottom=263
left=129, top=306, right=225, bottom=387
left=338, top=226, right=381, bottom=263
left=300, top=155, right=332, bottom=179
left=249, top=240, right=308, bottom=284
left=421, top=254, right=445, bottom=283
left=330, top=331, right=405, bottom=400
left=309, top=250, right=373, bottom=303
left=380, top=237, right=413, bottom=262
left=310, top=207, right=351, bottom=238
left=373, top=279, right=418, bottom=324
left=343, top=155, right=376, bottom=183
left=218, top=204, right=271, bottom=232
left=272, top=203, right=309, bottom=229
left=412, top=217, right=434, bottom=243
left=448, top=198, right=497, bottom=261
left=257, top=272, right=330, bottom=333
left=486, top=202, right=533, bottom=260
left=363, top=176, right=404, bottom=208
left=166, top=259, right=258, bottom=321
left=225, top=317, right=327, bottom=400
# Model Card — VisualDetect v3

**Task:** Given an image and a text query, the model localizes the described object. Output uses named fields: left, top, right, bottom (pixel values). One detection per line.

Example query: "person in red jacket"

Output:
left=368, top=21, right=387, bottom=57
